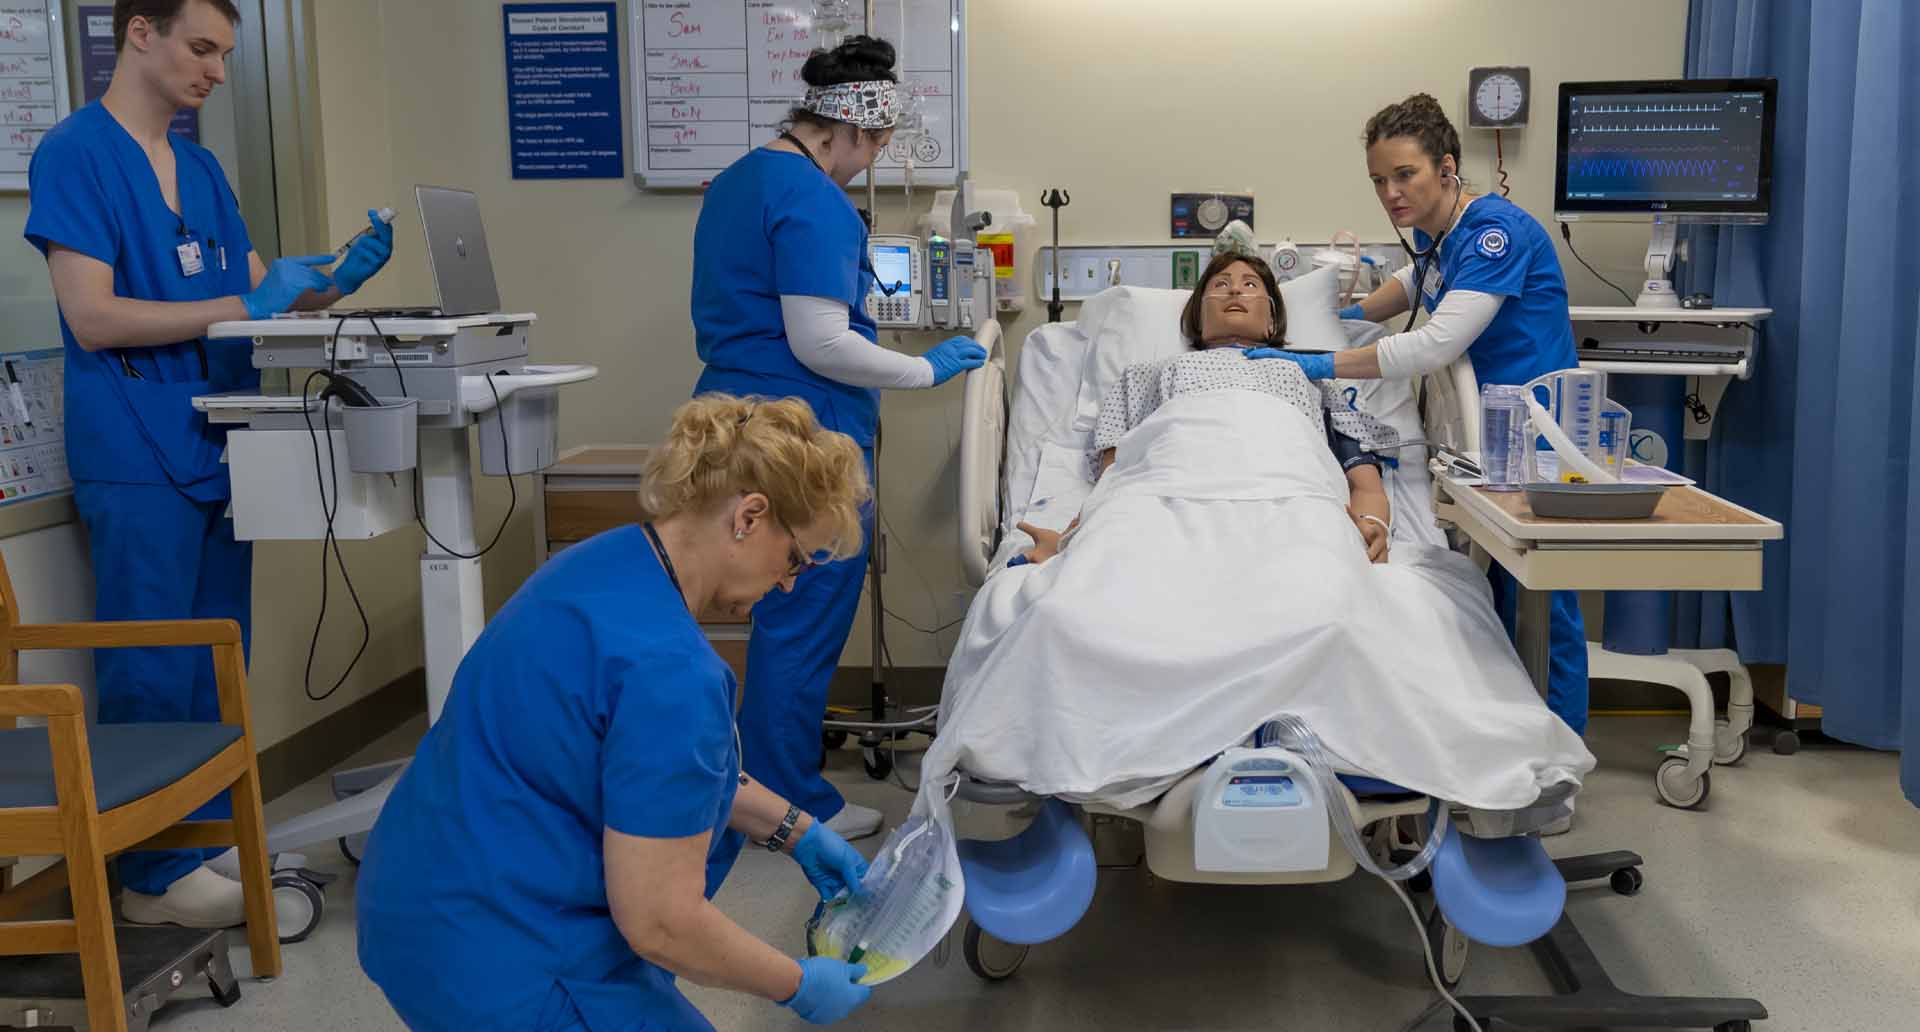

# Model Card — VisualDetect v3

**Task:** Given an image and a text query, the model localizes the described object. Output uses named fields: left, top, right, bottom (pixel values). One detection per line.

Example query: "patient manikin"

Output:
left=1021, top=253, right=1401, bottom=567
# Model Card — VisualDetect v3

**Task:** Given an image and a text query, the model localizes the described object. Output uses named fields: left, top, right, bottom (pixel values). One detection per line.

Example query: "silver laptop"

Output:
left=415, top=185, right=502, bottom=316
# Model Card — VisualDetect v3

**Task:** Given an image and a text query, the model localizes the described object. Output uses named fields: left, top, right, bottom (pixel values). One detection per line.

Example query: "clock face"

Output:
left=1475, top=73, right=1525, bottom=123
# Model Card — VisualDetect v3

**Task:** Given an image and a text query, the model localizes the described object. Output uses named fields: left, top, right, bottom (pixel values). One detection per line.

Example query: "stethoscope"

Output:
left=779, top=129, right=904, bottom=300
left=1391, top=170, right=1468, bottom=333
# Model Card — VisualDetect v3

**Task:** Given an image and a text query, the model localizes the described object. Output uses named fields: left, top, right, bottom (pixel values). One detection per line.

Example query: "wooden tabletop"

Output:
left=550, top=444, right=653, bottom=475
left=1436, top=475, right=1783, bottom=545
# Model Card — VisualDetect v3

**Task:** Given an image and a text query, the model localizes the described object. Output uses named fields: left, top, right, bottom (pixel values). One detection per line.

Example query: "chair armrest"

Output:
left=0, top=683, right=85, bottom=718
left=11, top=619, right=243, bottom=651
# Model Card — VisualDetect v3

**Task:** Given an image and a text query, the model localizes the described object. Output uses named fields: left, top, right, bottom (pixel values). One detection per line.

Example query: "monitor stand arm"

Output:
left=1637, top=221, right=1685, bottom=309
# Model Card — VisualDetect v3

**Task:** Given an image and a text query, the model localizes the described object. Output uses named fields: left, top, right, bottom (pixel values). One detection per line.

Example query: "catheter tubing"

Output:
left=1260, top=714, right=1449, bottom=881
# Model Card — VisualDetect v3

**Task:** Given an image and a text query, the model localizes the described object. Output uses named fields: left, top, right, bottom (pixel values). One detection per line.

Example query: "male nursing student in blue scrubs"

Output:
left=359, top=396, right=876, bottom=1032
left=1251, top=94, right=1589, bottom=818
left=690, top=35, right=985, bottom=845
left=24, top=0, right=393, bottom=926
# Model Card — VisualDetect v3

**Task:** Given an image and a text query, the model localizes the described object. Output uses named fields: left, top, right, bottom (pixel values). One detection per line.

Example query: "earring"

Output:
left=734, top=530, right=745, bottom=541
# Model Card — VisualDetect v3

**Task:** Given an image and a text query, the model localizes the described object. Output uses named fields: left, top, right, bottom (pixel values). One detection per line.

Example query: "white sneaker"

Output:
left=205, top=847, right=241, bottom=881
left=121, top=865, right=246, bottom=928
left=824, top=802, right=885, bottom=841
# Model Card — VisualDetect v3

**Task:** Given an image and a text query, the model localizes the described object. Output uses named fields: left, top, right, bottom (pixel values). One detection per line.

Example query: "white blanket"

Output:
left=928, top=389, right=1594, bottom=812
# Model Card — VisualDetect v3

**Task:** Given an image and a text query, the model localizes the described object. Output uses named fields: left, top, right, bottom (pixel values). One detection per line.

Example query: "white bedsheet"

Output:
left=930, top=389, right=1594, bottom=812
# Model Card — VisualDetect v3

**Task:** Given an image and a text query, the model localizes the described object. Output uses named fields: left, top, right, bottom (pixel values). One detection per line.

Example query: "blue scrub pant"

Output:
left=1487, top=568, right=1589, bottom=735
left=73, top=481, right=252, bottom=895
left=733, top=447, right=877, bottom=824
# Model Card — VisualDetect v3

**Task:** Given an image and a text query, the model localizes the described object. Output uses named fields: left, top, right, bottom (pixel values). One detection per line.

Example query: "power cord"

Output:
left=410, top=373, right=517, bottom=560
left=300, top=328, right=372, bottom=702
left=1493, top=130, right=1512, bottom=198
left=1559, top=223, right=1636, bottom=306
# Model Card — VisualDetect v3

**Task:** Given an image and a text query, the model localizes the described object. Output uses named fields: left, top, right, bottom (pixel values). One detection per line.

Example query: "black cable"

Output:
left=301, top=360, right=372, bottom=703
left=1494, top=129, right=1512, bottom=198
left=882, top=606, right=965, bottom=636
left=1559, top=223, right=1637, bottom=306
left=411, top=373, right=517, bottom=560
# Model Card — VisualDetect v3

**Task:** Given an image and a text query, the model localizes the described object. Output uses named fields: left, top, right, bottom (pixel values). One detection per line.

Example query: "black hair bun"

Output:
left=801, top=35, right=897, bottom=87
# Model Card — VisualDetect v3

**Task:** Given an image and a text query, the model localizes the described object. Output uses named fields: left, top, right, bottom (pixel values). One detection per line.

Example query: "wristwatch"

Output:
left=763, top=805, right=803, bottom=852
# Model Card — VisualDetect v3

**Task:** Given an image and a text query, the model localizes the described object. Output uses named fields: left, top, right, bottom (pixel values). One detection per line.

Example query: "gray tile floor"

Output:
left=147, top=713, right=1920, bottom=1032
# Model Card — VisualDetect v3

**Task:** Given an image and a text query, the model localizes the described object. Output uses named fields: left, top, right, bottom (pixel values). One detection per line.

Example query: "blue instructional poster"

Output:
left=502, top=2, right=624, bottom=179
left=76, top=6, right=198, bottom=142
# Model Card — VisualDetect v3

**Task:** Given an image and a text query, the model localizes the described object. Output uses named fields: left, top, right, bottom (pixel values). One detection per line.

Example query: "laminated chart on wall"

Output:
left=631, top=0, right=965, bottom=188
left=0, top=348, right=69, bottom=506
left=1, top=1, right=75, bottom=191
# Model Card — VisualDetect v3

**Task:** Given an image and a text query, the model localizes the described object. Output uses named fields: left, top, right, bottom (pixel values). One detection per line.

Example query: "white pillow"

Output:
left=1070, top=264, right=1349, bottom=431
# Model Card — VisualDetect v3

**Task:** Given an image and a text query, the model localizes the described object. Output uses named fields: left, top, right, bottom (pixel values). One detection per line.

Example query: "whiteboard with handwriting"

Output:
left=1, top=1, right=71, bottom=192
left=632, top=0, right=965, bottom=188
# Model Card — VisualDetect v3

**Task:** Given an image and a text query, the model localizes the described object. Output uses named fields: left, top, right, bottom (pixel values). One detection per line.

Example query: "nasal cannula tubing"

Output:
left=336, top=207, right=398, bottom=257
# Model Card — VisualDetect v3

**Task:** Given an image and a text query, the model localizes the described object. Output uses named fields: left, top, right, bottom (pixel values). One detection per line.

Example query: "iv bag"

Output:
left=806, top=779, right=965, bottom=985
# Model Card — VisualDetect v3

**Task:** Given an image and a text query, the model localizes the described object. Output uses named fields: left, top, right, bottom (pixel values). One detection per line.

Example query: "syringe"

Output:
left=336, top=207, right=398, bottom=257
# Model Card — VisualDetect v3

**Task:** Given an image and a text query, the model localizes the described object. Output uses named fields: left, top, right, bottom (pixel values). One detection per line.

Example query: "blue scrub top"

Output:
left=690, top=147, right=881, bottom=445
left=23, top=102, right=257, bottom=501
left=357, top=525, right=742, bottom=1032
left=1411, top=193, right=1578, bottom=388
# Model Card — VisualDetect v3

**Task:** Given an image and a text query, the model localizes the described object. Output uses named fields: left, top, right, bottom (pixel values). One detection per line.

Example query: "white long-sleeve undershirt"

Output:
left=780, top=294, right=934, bottom=389
left=1373, top=288, right=1504, bottom=379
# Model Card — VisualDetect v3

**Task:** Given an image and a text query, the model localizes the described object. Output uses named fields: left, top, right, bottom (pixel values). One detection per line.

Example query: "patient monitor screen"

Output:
left=1556, top=79, right=1774, bottom=218
left=869, top=244, right=914, bottom=297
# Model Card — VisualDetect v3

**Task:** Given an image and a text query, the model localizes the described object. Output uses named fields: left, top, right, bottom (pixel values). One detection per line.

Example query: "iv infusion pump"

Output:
left=866, top=231, right=988, bottom=331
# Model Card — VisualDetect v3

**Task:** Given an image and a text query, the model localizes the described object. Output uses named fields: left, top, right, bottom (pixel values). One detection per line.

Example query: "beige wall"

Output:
left=291, top=0, right=1687, bottom=694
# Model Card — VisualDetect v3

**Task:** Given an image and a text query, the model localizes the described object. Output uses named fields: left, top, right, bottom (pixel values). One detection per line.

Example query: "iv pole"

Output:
left=859, top=0, right=892, bottom=778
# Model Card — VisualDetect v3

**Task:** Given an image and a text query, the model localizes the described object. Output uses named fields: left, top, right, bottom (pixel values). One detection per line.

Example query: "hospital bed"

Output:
left=938, top=290, right=1770, bottom=1031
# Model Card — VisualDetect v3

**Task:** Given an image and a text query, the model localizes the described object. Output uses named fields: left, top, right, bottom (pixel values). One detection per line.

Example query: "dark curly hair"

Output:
left=787, top=35, right=898, bottom=140
left=1180, top=252, right=1287, bottom=348
left=1363, top=93, right=1461, bottom=171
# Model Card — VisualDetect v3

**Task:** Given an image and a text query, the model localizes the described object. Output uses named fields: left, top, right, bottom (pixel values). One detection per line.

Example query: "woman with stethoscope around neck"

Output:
left=689, top=35, right=986, bottom=850
left=1251, top=93, right=1591, bottom=754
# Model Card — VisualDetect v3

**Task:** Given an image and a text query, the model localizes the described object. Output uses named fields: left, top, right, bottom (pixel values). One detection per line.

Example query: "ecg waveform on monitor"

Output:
left=1572, top=157, right=1728, bottom=179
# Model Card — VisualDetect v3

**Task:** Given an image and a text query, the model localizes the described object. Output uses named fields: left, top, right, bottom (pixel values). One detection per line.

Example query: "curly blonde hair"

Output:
left=639, top=394, right=869, bottom=560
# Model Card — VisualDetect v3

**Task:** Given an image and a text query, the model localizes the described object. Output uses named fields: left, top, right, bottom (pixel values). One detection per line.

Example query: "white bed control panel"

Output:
left=1194, top=747, right=1330, bottom=873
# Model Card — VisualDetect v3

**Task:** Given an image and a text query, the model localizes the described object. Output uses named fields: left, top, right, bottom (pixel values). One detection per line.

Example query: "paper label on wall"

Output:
left=504, top=2, right=625, bottom=178
left=633, top=0, right=964, bottom=187
left=0, top=348, right=70, bottom=506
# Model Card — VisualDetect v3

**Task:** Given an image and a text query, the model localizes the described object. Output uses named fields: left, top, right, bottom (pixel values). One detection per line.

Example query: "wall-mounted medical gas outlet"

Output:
left=1171, top=193, right=1254, bottom=238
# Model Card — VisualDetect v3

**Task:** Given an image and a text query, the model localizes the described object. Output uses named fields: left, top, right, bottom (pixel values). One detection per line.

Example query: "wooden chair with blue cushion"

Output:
left=0, top=553, right=279, bottom=1032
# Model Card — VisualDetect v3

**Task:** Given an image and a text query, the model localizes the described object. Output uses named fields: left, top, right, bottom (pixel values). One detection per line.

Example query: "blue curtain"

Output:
left=1682, top=0, right=1920, bottom=804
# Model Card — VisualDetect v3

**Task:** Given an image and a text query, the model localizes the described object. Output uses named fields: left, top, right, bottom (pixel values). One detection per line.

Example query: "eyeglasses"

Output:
left=776, top=517, right=834, bottom=577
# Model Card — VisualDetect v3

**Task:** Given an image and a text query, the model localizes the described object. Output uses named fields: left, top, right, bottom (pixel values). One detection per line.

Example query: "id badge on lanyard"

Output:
left=1421, top=259, right=1445, bottom=304
left=176, top=239, right=205, bottom=277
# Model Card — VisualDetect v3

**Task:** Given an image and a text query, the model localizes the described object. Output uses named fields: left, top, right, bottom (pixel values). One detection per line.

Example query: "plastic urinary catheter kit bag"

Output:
left=806, top=778, right=965, bottom=985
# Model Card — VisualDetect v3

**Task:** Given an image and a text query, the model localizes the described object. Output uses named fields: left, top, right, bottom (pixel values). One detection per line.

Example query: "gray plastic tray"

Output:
left=1524, top=482, right=1668, bottom=520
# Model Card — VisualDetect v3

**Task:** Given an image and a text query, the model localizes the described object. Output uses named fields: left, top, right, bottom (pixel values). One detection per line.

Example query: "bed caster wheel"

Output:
left=272, top=872, right=327, bottom=944
left=1714, top=1021, right=1753, bottom=1032
left=339, top=832, right=368, bottom=865
left=1773, top=729, right=1801, bottom=755
left=1610, top=866, right=1644, bottom=897
left=863, top=747, right=893, bottom=781
left=823, top=729, right=849, bottom=751
left=1712, top=719, right=1747, bottom=765
left=963, top=921, right=1029, bottom=982
left=1424, top=907, right=1469, bottom=990
left=1655, top=757, right=1711, bottom=809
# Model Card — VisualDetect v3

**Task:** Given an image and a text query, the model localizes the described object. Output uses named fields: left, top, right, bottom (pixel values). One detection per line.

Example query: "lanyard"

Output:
left=643, top=522, right=748, bottom=783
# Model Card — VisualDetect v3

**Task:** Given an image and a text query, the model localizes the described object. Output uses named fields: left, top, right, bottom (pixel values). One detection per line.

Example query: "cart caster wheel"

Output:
left=1714, top=1021, right=1753, bottom=1032
left=1408, top=870, right=1433, bottom=894
left=863, top=747, right=893, bottom=781
left=272, top=872, right=326, bottom=944
left=1773, top=729, right=1801, bottom=755
left=339, top=832, right=367, bottom=866
left=1655, top=757, right=1711, bottom=809
left=1610, top=866, right=1644, bottom=897
left=823, top=729, right=849, bottom=751
left=1424, top=906, right=1469, bottom=990
left=1712, top=718, right=1748, bottom=765
left=963, top=921, right=1029, bottom=982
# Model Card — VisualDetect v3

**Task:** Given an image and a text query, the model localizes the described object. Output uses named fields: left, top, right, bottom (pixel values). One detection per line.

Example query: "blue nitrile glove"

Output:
left=923, top=335, right=988, bottom=386
left=242, top=255, right=336, bottom=319
left=1337, top=303, right=1365, bottom=321
left=791, top=821, right=869, bottom=901
left=333, top=209, right=394, bottom=296
left=1244, top=348, right=1336, bottom=381
left=782, top=958, right=872, bottom=1024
